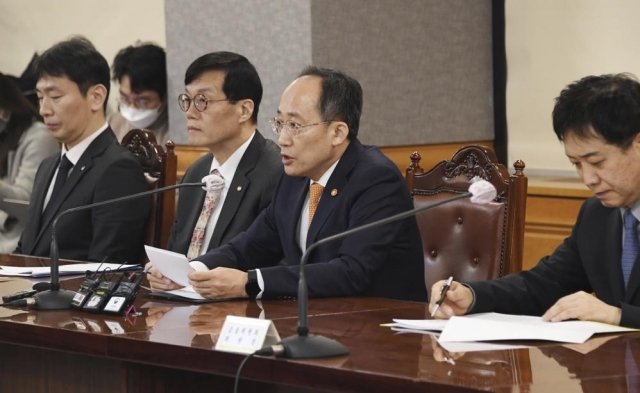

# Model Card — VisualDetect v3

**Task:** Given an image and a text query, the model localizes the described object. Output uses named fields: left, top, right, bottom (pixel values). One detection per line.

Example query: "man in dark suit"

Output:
left=148, top=67, right=427, bottom=302
left=15, top=37, right=150, bottom=263
left=163, top=52, right=282, bottom=257
left=430, top=73, right=640, bottom=328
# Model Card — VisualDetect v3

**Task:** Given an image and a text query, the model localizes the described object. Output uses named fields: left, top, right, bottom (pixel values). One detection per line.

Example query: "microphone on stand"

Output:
left=32, top=175, right=223, bottom=310
left=271, top=179, right=498, bottom=359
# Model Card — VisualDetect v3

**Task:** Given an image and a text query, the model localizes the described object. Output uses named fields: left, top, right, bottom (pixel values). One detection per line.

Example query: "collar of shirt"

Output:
left=621, top=199, right=640, bottom=222
left=310, top=158, right=340, bottom=189
left=209, top=131, right=256, bottom=181
left=61, top=123, right=109, bottom=165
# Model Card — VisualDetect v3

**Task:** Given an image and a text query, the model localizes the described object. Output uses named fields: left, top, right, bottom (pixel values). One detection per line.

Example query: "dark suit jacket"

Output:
left=167, top=131, right=282, bottom=253
left=469, top=197, right=640, bottom=328
left=15, top=129, right=150, bottom=264
left=196, top=138, right=427, bottom=302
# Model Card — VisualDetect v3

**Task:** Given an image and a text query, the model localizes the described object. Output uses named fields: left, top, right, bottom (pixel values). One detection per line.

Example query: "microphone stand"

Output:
left=276, top=192, right=473, bottom=358
left=33, top=182, right=206, bottom=310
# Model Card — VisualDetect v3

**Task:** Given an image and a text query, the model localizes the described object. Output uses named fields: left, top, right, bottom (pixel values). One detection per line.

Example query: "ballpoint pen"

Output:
left=430, top=276, right=453, bottom=318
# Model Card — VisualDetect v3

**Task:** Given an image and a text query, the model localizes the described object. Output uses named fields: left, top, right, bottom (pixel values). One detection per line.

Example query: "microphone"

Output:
left=32, top=174, right=224, bottom=310
left=273, top=179, right=497, bottom=359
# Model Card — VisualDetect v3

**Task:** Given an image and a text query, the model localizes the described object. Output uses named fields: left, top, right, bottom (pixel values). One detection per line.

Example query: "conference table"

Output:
left=0, top=254, right=639, bottom=392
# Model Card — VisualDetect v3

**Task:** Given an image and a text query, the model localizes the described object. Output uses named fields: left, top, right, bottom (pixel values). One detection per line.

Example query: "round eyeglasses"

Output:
left=269, top=117, right=333, bottom=137
left=178, top=93, right=228, bottom=112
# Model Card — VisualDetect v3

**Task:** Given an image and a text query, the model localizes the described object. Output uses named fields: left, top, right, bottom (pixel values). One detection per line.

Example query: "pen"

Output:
left=430, top=276, right=453, bottom=318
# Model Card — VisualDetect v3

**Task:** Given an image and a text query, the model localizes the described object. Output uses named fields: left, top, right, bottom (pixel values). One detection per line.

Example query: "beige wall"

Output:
left=0, top=0, right=166, bottom=115
left=506, top=0, right=640, bottom=176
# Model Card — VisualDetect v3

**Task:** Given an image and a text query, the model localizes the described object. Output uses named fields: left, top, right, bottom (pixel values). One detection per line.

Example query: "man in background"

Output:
left=15, top=36, right=150, bottom=263
left=109, top=43, right=169, bottom=145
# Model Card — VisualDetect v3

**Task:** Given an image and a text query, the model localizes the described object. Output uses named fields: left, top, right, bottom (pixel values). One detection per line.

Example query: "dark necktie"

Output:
left=622, top=210, right=639, bottom=288
left=48, top=154, right=74, bottom=207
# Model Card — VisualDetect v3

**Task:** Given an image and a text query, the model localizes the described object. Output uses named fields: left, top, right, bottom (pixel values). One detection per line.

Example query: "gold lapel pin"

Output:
left=331, top=189, right=338, bottom=197
left=237, top=186, right=242, bottom=192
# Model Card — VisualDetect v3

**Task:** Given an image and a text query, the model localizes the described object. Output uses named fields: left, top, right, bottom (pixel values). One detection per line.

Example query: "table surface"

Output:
left=1, top=254, right=639, bottom=392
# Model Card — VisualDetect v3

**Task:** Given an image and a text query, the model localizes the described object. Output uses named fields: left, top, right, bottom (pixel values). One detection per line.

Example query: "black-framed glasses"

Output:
left=269, top=117, right=333, bottom=137
left=178, top=93, right=228, bottom=112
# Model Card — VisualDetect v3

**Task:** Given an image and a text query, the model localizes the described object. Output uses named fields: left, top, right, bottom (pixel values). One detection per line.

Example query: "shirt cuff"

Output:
left=189, top=261, right=209, bottom=272
left=461, top=283, right=476, bottom=314
left=255, top=269, right=265, bottom=300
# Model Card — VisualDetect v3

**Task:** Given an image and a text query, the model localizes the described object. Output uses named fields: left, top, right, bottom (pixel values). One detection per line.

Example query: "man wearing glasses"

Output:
left=148, top=67, right=427, bottom=303
left=159, top=52, right=282, bottom=260
left=108, top=43, right=169, bottom=145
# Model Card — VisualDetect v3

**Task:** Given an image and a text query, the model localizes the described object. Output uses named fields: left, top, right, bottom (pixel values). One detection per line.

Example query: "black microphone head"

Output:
left=32, top=281, right=52, bottom=292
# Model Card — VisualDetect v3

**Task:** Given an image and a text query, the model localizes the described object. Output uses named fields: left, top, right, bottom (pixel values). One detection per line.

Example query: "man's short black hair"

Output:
left=184, top=52, right=262, bottom=123
left=35, top=36, right=110, bottom=112
left=552, top=73, right=640, bottom=149
left=297, top=66, right=363, bottom=140
left=112, top=43, right=167, bottom=100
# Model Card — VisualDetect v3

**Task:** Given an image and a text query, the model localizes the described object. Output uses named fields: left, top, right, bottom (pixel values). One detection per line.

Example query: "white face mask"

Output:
left=119, top=104, right=162, bottom=129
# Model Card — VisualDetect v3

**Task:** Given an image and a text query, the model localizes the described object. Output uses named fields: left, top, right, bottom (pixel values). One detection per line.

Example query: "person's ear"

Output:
left=237, top=99, right=255, bottom=124
left=330, top=121, right=349, bottom=147
left=88, top=84, right=107, bottom=112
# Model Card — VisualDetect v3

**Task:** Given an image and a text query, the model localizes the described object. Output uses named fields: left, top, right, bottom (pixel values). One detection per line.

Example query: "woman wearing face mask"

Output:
left=0, top=72, right=59, bottom=253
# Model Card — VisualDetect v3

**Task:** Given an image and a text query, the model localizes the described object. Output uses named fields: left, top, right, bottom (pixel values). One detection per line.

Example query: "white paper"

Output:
left=144, top=245, right=194, bottom=287
left=438, top=341, right=529, bottom=353
left=391, top=318, right=448, bottom=331
left=438, top=313, right=635, bottom=344
left=388, top=312, right=636, bottom=345
left=0, top=263, right=138, bottom=277
left=162, top=287, right=206, bottom=300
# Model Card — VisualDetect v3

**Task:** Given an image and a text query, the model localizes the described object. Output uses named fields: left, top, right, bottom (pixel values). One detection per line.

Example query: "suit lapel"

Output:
left=32, top=130, right=115, bottom=248
left=624, top=212, right=640, bottom=302
left=603, top=209, right=625, bottom=303
left=208, top=132, right=266, bottom=250
left=306, top=140, right=364, bottom=247
left=286, top=178, right=309, bottom=264
left=22, top=154, right=59, bottom=254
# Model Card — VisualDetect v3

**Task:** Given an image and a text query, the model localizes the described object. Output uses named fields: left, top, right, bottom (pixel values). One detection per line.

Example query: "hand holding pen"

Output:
left=431, top=276, right=453, bottom=317
left=429, top=277, right=474, bottom=318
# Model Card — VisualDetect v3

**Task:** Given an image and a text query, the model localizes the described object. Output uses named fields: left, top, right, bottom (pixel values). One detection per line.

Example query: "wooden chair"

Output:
left=406, top=145, right=527, bottom=292
left=121, top=130, right=178, bottom=251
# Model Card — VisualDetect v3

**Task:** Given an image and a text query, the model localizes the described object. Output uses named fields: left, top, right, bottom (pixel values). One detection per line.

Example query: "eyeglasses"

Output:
left=119, top=94, right=158, bottom=110
left=178, top=93, right=228, bottom=112
left=269, top=117, right=333, bottom=137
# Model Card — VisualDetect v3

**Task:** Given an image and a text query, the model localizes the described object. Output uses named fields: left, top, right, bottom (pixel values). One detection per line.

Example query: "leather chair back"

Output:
left=121, top=130, right=177, bottom=251
left=406, top=145, right=527, bottom=292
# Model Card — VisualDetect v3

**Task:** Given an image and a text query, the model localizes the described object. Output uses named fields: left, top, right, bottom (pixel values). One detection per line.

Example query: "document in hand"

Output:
left=390, top=313, right=637, bottom=344
left=143, top=246, right=209, bottom=302
left=0, top=263, right=139, bottom=277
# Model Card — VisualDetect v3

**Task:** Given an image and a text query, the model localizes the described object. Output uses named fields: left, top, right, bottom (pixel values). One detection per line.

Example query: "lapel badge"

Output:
left=81, top=166, right=86, bottom=171
left=237, top=186, right=242, bottom=192
left=331, top=189, right=338, bottom=197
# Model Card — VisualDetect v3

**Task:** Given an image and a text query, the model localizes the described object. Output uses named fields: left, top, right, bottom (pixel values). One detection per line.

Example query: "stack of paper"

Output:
left=0, top=263, right=139, bottom=278
left=387, top=312, right=636, bottom=344
left=144, top=246, right=207, bottom=301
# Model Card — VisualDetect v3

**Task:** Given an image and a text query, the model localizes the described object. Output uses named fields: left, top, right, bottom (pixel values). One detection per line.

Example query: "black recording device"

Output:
left=82, top=274, right=124, bottom=313
left=71, top=274, right=101, bottom=309
left=102, top=271, right=146, bottom=315
left=3, top=289, right=37, bottom=304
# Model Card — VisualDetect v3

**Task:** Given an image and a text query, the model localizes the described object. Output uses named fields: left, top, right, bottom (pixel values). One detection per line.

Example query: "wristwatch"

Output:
left=245, top=270, right=260, bottom=299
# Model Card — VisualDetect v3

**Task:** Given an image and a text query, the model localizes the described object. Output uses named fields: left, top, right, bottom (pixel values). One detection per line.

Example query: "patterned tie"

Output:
left=622, top=210, right=639, bottom=288
left=186, top=169, right=224, bottom=260
left=47, top=154, right=74, bottom=209
left=308, top=182, right=324, bottom=228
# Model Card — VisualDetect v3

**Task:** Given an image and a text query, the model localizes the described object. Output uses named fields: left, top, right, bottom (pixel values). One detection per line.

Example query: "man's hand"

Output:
left=429, top=280, right=473, bottom=319
left=188, top=267, right=249, bottom=299
left=542, top=291, right=622, bottom=325
left=145, top=262, right=183, bottom=291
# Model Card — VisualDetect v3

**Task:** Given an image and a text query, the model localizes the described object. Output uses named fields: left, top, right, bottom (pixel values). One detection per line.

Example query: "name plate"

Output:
left=215, top=315, right=281, bottom=355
